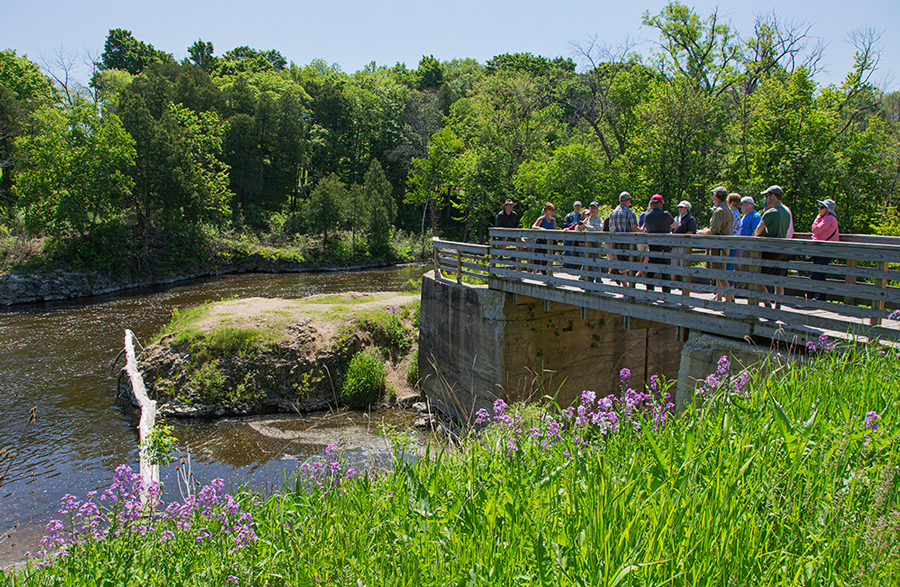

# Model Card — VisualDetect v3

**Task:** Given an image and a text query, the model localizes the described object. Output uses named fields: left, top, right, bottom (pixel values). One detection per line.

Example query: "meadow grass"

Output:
left=4, top=342, right=898, bottom=586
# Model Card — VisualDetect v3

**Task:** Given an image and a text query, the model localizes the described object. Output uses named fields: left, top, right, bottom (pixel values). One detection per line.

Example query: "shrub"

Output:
left=361, top=306, right=413, bottom=352
left=187, top=360, right=226, bottom=403
left=406, top=348, right=419, bottom=385
left=341, top=348, right=386, bottom=407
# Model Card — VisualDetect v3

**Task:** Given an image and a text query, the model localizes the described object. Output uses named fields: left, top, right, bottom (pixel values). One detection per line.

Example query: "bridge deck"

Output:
left=433, top=230, right=900, bottom=347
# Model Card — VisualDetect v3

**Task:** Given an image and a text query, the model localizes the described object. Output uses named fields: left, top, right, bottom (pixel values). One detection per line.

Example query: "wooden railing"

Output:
left=433, top=239, right=490, bottom=284
left=433, top=231, right=900, bottom=344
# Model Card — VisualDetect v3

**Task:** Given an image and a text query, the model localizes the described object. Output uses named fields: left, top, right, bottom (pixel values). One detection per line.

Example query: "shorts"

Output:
left=761, top=251, right=790, bottom=277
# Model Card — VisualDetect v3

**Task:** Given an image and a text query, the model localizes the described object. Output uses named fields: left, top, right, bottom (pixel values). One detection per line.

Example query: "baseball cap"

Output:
left=676, top=200, right=691, bottom=210
left=760, top=185, right=784, bottom=196
left=619, top=191, right=632, bottom=202
left=712, top=186, right=728, bottom=198
left=589, top=201, right=599, bottom=207
left=740, top=196, right=755, bottom=205
left=649, top=194, right=664, bottom=204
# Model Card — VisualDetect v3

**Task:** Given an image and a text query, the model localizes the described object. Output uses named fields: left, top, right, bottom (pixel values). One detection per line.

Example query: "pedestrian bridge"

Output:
left=432, top=229, right=900, bottom=347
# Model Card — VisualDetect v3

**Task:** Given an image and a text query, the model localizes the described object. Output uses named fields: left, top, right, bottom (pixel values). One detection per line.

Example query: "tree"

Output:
left=99, top=29, right=174, bottom=75
left=0, top=50, right=55, bottom=211
left=14, top=100, right=135, bottom=239
left=118, top=72, right=231, bottom=252
left=630, top=77, right=723, bottom=209
left=363, top=159, right=396, bottom=257
left=219, top=46, right=287, bottom=75
left=485, top=53, right=576, bottom=77
left=406, top=126, right=464, bottom=237
left=188, top=39, right=218, bottom=73
left=641, top=2, right=743, bottom=97
left=416, top=55, right=444, bottom=90
left=307, top=174, right=345, bottom=244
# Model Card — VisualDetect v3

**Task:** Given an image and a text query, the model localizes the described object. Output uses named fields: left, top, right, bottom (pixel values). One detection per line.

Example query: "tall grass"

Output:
left=5, top=343, right=898, bottom=586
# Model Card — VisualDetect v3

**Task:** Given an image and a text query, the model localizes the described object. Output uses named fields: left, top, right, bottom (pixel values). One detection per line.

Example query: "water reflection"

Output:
left=0, top=264, right=428, bottom=566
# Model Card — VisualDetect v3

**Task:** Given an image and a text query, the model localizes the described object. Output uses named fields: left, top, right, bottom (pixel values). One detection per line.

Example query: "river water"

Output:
left=0, top=264, right=429, bottom=566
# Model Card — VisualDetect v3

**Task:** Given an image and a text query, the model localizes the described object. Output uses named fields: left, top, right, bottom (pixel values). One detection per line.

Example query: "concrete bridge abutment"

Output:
left=418, top=272, right=799, bottom=420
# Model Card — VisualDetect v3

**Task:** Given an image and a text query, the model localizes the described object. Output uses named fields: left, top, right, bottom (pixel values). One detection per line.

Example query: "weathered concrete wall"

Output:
left=419, top=272, right=683, bottom=421
left=675, top=331, right=801, bottom=409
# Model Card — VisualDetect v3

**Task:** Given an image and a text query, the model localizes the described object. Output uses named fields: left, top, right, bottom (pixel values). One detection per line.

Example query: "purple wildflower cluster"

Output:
left=298, top=444, right=358, bottom=494
left=864, top=410, right=883, bottom=448
left=806, top=333, right=836, bottom=353
left=31, top=465, right=256, bottom=564
left=162, top=476, right=256, bottom=551
left=696, top=355, right=751, bottom=402
left=474, top=369, right=676, bottom=454
left=562, top=371, right=676, bottom=434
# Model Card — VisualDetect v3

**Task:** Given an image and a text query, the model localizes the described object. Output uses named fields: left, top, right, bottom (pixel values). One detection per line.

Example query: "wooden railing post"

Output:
left=844, top=259, right=857, bottom=306
left=457, top=251, right=463, bottom=284
left=434, top=246, right=440, bottom=278
left=683, top=247, right=692, bottom=298
left=748, top=250, right=761, bottom=306
left=871, top=260, right=887, bottom=326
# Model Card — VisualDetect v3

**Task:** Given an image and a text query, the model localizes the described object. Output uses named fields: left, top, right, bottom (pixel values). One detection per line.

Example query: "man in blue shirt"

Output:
left=735, top=195, right=761, bottom=289
left=739, top=196, right=761, bottom=236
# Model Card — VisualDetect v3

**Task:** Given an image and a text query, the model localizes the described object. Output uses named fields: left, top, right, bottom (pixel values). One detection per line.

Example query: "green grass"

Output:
left=7, top=344, right=899, bottom=586
left=341, top=348, right=387, bottom=407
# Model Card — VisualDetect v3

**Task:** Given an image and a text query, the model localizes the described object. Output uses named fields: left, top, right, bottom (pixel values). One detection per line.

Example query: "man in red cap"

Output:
left=642, top=194, right=676, bottom=293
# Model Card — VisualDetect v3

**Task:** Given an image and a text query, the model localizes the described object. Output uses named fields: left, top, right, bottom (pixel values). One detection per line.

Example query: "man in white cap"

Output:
left=576, top=201, right=604, bottom=281
left=562, top=201, right=584, bottom=269
left=670, top=199, right=696, bottom=279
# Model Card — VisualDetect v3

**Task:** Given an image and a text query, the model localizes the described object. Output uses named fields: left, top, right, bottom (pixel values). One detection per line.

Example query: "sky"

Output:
left=4, top=0, right=899, bottom=91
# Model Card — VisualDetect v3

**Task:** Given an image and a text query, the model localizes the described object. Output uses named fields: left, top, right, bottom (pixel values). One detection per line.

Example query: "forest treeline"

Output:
left=1, top=2, right=899, bottom=274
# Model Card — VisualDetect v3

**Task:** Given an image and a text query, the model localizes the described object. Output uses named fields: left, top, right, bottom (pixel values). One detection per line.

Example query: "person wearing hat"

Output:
left=642, top=194, right=676, bottom=293
left=562, top=201, right=584, bottom=269
left=607, top=192, right=642, bottom=285
left=739, top=196, right=761, bottom=236
left=809, top=198, right=839, bottom=300
left=576, top=201, right=604, bottom=282
left=495, top=198, right=519, bottom=230
left=495, top=198, right=520, bottom=254
left=697, top=186, right=735, bottom=302
left=754, top=185, right=791, bottom=305
left=671, top=199, right=696, bottom=278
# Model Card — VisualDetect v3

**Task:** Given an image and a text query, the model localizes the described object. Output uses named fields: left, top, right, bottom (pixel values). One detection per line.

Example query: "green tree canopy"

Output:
left=14, top=100, right=135, bottom=239
left=99, top=28, right=175, bottom=75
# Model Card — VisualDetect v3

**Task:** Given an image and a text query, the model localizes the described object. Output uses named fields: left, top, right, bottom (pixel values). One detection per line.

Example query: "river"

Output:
left=0, top=264, right=429, bottom=566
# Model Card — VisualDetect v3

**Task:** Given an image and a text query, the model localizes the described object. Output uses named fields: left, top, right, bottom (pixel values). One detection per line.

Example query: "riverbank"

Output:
left=0, top=253, right=406, bottom=307
left=0, top=232, right=432, bottom=306
left=7, top=342, right=898, bottom=585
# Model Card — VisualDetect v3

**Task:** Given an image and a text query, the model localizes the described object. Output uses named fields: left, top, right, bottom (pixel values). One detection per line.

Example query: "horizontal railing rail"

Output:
left=432, top=231, right=900, bottom=345
left=433, top=239, right=490, bottom=284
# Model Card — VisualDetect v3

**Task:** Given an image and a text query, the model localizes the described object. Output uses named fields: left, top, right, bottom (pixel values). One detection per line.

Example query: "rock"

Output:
left=137, top=293, right=421, bottom=419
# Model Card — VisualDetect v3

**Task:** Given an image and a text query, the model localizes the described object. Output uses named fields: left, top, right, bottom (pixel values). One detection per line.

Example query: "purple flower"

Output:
left=620, top=368, right=631, bottom=385
left=717, top=355, right=730, bottom=375
left=865, top=411, right=881, bottom=431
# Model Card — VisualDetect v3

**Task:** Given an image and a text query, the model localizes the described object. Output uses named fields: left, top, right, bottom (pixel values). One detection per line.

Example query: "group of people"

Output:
left=494, top=185, right=840, bottom=301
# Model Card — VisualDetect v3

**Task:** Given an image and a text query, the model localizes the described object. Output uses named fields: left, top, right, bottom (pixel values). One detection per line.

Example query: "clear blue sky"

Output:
left=5, top=0, right=898, bottom=91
